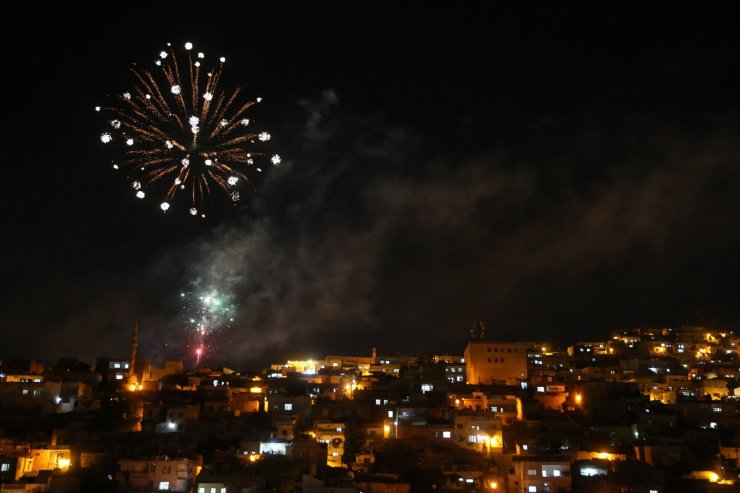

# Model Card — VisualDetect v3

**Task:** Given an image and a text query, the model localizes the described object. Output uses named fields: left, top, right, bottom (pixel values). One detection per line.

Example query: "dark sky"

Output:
left=3, top=4, right=740, bottom=368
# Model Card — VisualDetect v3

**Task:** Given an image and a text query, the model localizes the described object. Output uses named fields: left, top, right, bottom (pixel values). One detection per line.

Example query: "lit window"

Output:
left=22, top=389, right=29, bottom=395
left=522, top=444, right=528, bottom=450
left=115, top=374, right=124, bottom=380
left=1, top=464, right=9, bottom=471
left=375, top=399, right=381, bottom=405
left=221, top=488, right=226, bottom=493
left=113, top=363, right=121, bottom=369
left=199, top=489, right=205, bottom=493
left=158, top=482, right=170, bottom=491
left=442, top=431, right=451, bottom=438
left=388, top=410, right=394, bottom=418
left=284, top=403, right=293, bottom=411
left=211, top=488, right=216, bottom=493
left=332, top=452, right=339, bottom=456
left=528, top=487, right=537, bottom=493
left=528, top=469, right=537, bottom=476
left=712, top=406, right=722, bottom=413
left=553, top=470, right=561, bottom=477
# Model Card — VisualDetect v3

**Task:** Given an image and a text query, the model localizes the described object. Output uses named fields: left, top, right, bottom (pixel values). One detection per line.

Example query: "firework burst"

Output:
left=97, top=41, right=281, bottom=216
left=180, top=288, right=236, bottom=365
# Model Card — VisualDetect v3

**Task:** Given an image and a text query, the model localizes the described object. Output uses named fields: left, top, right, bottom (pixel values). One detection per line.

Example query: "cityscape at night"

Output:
left=2, top=4, right=739, bottom=493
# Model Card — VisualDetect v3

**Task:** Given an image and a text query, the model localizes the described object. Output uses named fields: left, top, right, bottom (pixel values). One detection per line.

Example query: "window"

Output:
left=1, top=463, right=9, bottom=472
left=375, top=399, right=381, bottom=405
left=284, top=403, right=293, bottom=411
left=221, top=488, right=226, bottom=493
left=332, top=452, right=339, bottom=456
left=553, top=470, right=561, bottom=477
left=528, top=487, right=537, bottom=493
left=488, top=358, right=492, bottom=363
left=211, top=488, right=216, bottom=493
left=22, top=389, right=29, bottom=395
left=388, top=410, right=394, bottom=418
left=528, top=469, right=537, bottom=476
left=522, top=444, right=528, bottom=451
left=442, top=431, right=451, bottom=438
left=199, top=489, right=205, bottom=493
left=158, top=482, right=170, bottom=491
left=712, top=406, right=722, bottom=413
left=113, top=363, right=121, bottom=369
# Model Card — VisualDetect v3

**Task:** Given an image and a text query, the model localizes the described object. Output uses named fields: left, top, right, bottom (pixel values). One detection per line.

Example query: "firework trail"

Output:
left=96, top=41, right=281, bottom=216
left=180, top=289, right=235, bottom=365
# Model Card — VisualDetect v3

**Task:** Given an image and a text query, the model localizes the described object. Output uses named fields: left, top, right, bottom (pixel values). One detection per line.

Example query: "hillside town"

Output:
left=1, top=324, right=738, bottom=492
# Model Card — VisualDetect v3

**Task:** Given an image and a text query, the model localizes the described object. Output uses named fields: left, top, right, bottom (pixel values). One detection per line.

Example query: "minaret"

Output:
left=129, top=322, right=138, bottom=379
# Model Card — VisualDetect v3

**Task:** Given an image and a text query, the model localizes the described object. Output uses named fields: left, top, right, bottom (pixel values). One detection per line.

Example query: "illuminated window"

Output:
left=528, top=487, right=537, bottom=493
left=113, top=363, right=121, bottom=369
left=528, top=469, right=537, bottom=476
left=221, top=488, right=226, bottom=493
left=115, top=374, right=124, bottom=380
left=388, top=411, right=394, bottom=418
left=199, top=489, right=205, bottom=493
left=332, top=452, right=339, bottom=456
left=522, top=444, right=528, bottom=450
left=442, top=431, right=451, bottom=438
left=284, top=403, right=293, bottom=411
left=553, top=470, right=561, bottom=477
left=22, top=389, right=29, bottom=395
left=1, top=464, right=9, bottom=471
left=158, top=482, right=170, bottom=491
left=712, top=406, right=722, bottom=413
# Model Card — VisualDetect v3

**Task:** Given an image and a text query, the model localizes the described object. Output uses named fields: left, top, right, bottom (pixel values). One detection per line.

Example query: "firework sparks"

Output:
left=180, top=288, right=236, bottom=365
left=97, top=41, right=279, bottom=215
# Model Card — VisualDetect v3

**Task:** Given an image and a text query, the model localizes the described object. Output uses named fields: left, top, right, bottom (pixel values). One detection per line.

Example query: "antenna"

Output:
left=470, top=319, right=485, bottom=341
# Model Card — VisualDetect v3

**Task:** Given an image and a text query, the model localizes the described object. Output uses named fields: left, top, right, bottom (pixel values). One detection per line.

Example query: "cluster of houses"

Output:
left=0, top=325, right=738, bottom=492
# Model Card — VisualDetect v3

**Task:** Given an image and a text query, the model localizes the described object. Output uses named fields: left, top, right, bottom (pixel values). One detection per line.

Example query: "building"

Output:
left=464, top=342, right=527, bottom=385
left=117, top=457, right=202, bottom=492
left=509, top=456, right=571, bottom=493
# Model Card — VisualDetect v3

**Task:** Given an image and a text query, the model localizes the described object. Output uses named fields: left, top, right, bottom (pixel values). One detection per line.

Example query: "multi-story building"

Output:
left=117, top=457, right=202, bottom=492
left=509, top=456, right=571, bottom=493
left=464, top=342, right=527, bottom=385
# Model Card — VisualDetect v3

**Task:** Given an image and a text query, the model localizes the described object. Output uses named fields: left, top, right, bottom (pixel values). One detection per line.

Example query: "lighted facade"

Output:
left=464, top=342, right=527, bottom=385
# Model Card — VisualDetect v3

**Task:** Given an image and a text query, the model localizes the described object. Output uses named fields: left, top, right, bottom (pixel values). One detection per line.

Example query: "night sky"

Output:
left=3, top=4, right=740, bottom=367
